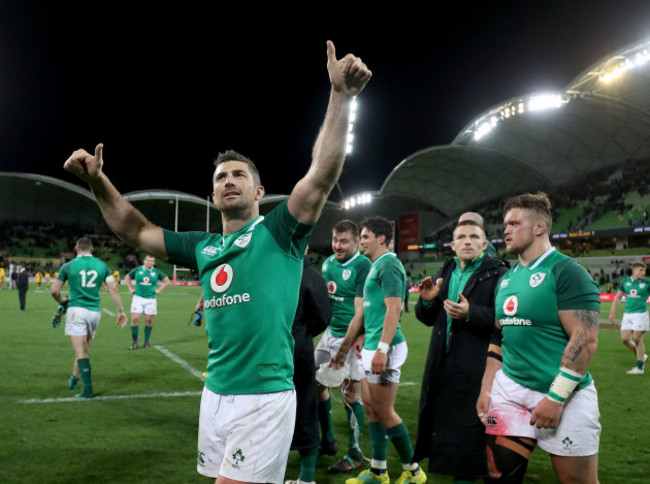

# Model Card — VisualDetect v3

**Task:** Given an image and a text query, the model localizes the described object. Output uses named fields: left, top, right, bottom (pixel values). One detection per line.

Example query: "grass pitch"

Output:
left=1, top=286, right=649, bottom=483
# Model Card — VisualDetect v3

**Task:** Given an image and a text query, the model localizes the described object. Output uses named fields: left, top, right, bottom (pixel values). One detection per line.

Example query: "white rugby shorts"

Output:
left=360, top=341, right=408, bottom=384
left=197, top=387, right=295, bottom=483
left=314, top=327, right=363, bottom=381
left=486, top=370, right=601, bottom=456
left=64, top=307, right=101, bottom=338
left=130, top=294, right=158, bottom=315
left=621, top=311, right=650, bottom=332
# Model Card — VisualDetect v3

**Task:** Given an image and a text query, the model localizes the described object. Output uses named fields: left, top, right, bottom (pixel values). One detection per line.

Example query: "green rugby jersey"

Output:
left=362, top=251, right=406, bottom=350
left=127, top=265, right=167, bottom=299
left=57, top=255, right=112, bottom=311
left=163, top=201, right=312, bottom=395
left=322, top=250, right=371, bottom=337
left=495, top=248, right=600, bottom=393
left=620, top=276, right=650, bottom=314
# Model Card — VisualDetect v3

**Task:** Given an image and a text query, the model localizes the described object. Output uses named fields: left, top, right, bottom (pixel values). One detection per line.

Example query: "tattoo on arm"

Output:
left=561, top=309, right=599, bottom=372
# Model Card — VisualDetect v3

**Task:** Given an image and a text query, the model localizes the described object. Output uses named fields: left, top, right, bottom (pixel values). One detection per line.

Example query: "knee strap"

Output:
left=485, top=435, right=535, bottom=484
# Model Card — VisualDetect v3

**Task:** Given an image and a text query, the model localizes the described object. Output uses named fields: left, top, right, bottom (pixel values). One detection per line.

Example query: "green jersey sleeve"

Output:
left=163, top=230, right=211, bottom=270
left=355, top=259, right=371, bottom=297
left=378, top=259, right=405, bottom=299
left=155, top=268, right=168, bottom=280
left=261, top=201, right=313, bottom=259
left=57, top=263, right=69, bottom=281
left=127, top=268, right=137, bottom=279
left=554, top=259, right=600, bottom=311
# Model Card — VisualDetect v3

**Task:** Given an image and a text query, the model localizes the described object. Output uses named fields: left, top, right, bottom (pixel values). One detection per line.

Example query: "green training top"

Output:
left=620, top=276, right=650, bottom=314
left=127, top=265, right=167, bottom=299
left=57, top=254, right=113, bottom=311
left=446, top=254, right=483, bottom=340
left=362, top=251, right=406, bottom=350
left=322, top=250, right=371, bottom=337
left=163, top=201, right=312, bottom=395
left=495, top=248, right=600, bottom=393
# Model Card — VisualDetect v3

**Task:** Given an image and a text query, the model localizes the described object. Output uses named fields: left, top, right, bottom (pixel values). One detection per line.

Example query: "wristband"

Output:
left=547, top=366, right=581, bottom=404
left=118, top=309, right=125, bottom=313
left=376, top=342, right=389, bottom=354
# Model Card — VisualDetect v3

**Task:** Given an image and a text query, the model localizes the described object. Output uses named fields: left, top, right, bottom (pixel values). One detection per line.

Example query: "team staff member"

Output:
left=332, top=216, right=426, bottom=484
left=125, top=255, right=170, bottom=349
left=63, top=40, right=371, bottom=484
left=413, top=221, right=507, bottom=483
left=50, top=236, right=127, bottom=398
left=609, top=262, right=650, bottom=374
left=286, top=253, right=332, bottom=484
left=477, top=192, right=601, bottom=483
left=315, top=220, right=370, bottom=473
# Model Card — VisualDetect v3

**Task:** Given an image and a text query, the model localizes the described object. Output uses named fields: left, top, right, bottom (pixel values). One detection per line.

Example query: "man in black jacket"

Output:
left=286, top=254, right=333, bottom=484
left=413, top=221, right=507, bottom=483
left=17, top=264, right=29, bottom=311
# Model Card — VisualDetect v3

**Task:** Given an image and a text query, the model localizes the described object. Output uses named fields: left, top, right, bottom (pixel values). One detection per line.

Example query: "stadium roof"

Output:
left=0, top=173, right=342, bottom=252
left=4, top=38, right=650, bottom=250
left=363, top=37, right=650, bottom=230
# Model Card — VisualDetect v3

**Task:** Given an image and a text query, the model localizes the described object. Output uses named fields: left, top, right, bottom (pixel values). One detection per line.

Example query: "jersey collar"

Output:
left=372, top=251, right=396, bottom=265
left=514, top=246, right=555, bottom=272
left=221, top=215, right=265, bottom=246
left=341, top=250, right=361, bottom=267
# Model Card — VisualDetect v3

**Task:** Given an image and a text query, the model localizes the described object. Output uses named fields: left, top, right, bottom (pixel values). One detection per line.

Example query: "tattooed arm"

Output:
left=530, top=309, right=599, bottom=429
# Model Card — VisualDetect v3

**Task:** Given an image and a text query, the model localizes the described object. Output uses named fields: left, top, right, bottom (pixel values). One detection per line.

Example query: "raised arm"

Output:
left=64, top=144, right=167, bottom=259
left=288, top=41, right=372, bottom=225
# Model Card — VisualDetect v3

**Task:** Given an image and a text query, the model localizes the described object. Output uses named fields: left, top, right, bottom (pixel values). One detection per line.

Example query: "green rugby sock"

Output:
left=318, top=397, right=335, bottom=443
left=131, top=325, right=138, bottom=343
left=368, top=421, right=388, bottom=461
left=77, top=358, right=93, bottom=395
left=144, top=326, right=152, bottom=342
left=298, top=447, right=318, bottom=482
left=386, top=422, right=414, bottom=464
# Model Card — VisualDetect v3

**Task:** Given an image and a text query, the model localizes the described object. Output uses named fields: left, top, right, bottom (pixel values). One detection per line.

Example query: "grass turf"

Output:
left=1, top=287, right=648, bottom=483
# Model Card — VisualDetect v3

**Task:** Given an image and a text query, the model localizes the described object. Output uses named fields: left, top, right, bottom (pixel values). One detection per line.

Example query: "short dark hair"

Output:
left=361, top=216, right=393, bottom=245
left=214, top=150, right=261, bottom=185
left=453, top=220, right=485, bottom=237
left=503, top=192, right=553, bottom=233
left=332, top=220, right=360, bottom=238
left=76, top=236, right=93, bottom=251
left=632, top=262, right=647, bottom=270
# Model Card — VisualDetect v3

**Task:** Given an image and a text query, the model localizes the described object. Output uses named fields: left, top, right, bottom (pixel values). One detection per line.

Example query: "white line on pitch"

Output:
left=19, top=391, right=201, bottom=404
left=102, top=308, right=115, bottom=317
left=155, top=345, right=205, bottom=381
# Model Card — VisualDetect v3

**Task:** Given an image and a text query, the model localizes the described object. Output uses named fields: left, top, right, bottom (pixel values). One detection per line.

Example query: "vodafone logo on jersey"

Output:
left=210, top=264, right=234, bottom=293
left=327, top=281, right=337, bottom=294
left=503, top=295, right=518, bottom=316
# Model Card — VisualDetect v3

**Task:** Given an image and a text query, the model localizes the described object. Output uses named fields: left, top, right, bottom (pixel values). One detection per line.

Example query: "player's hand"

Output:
left=530, top=397, right=564, bottom=429
left=476, top=389, right=491, bottom=426
left=419, top=277, right=442, bottom=302
left=63, top=143, right=104, bottom=183
left=329, top=350, right=347, bottom=370
left=352, top=335, right=365, bottom=358
left=129, top=288, right=135, bottom=295
left=371, top=351, right=387, bottom=374
left=326, top=41, right=372, bottom=97
left=117, top=312, right=128, bottom=328
left=608, top=311, right=615, bottom=323
left=444, top=292, right=470, bottom=320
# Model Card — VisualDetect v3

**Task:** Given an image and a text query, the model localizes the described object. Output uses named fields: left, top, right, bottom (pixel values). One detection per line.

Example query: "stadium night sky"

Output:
left=3, top=3, right=650, bottom=204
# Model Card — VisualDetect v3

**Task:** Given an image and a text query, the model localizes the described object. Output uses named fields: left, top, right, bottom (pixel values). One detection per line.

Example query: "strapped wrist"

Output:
left=548, top=366, right=581, bottom=404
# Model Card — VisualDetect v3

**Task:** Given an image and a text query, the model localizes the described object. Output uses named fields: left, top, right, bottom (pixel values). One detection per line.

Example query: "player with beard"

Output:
left=63, top=41, right=371, bottom=484
left=477, top=192, right=601, bottom=483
